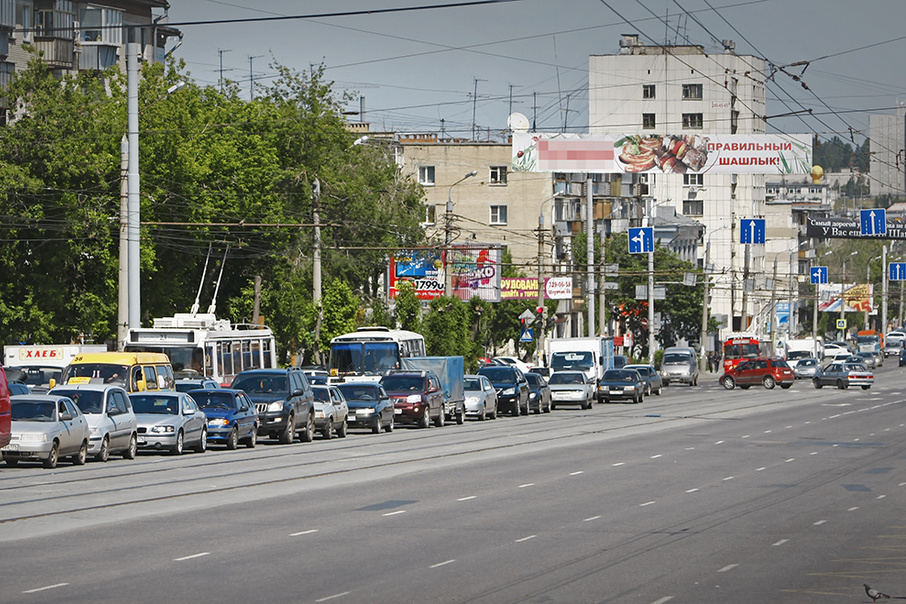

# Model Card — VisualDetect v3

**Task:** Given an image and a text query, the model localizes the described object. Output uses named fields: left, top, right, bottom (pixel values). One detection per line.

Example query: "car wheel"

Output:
left=813, top=379, right=822, bottom=389
left=490, top=406, right=498, bottom=419
left=655, top=387, right=662, bottom=395
left=419, top=408, right=431, bottom=428
left=226, top=427, right=239, bottom=450
left=43, top=441, right=60, bottom=468
left=279, top=414, right=294, bottom=444
left=245, top=426, right=258, bottom=448
left=72, top=440, right=88, bottom=466
left=763, top=376, right=776, bottom=389
left=479, top=405, right=486, bottom=421
left=663, top=380, right=669, bottom=387
left=456, top=409, right=464, bottom=424
left=434, top=408, right=445, bottom=427
left=836, top=379, right=845, bottom=390
left=861, top=385, right=871, bottom=390
left=721, top=376, right=736, bottom=390
left=511, top=402, right=520, bottom=417
left=544, top=399, right=552, bottom=413
left=602, top=399, right=609, bottom=404
left=299, top=413, right=315, bottom=443
left=193, top=427, right=207, bottom=453
left=96, top=436, right=110, bottom=462
left=123, top=433, right=137, bottom=459
left=551, top=403, right=557, bottom=410
left=385, top=414, right=394, bottom=432
left=372, top=418, right=382, bottom=434
left=171, top=430, right=184, bottom=455
left=337, top=417, right=348, bottom=438
left=5, top=458, right=18, bottom=467
left=321, top=418, right=333, bottom=440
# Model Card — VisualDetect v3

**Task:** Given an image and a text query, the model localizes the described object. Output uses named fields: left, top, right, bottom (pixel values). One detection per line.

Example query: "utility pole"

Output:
left=312, top=178, right=323, bottom=364
left=218, top=48, right=231, bottom=91
left=730, top=214, right=737, bottom=330
left=537, top=212, right=546, bottom=366
left=647, top=198, right=655, bottom=363
left=249, top=54, right=263, bottom=101
left=586, top=176, right=595, bottom=337
left=882, top=245, right=888, bottom=339
left=700, top=241, right=711, bottom=372
left=118, top=134, right=128, bottom=350
left=445, top=171, right=477, bottom=297
left=740, top=244, right=750, bottom=331
left=769, top=258, right=778, bottom=356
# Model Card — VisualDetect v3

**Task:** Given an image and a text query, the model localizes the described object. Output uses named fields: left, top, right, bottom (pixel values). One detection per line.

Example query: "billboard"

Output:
left=500, top=277, right=574, bottom=300
left=389, top=245, right=502, bottom=302
left=806, top=217, right=906, bottom=240
left=512, top=132, right=812, bottom=175
left=818, top=283, right=873, bottom=313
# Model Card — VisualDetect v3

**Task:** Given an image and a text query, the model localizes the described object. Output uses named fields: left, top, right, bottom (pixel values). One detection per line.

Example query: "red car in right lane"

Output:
left=720, top=358, right=795, bottom=390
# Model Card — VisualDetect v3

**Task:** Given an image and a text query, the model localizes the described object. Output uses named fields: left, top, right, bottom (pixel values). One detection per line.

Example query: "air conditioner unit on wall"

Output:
left=689, top=186, right=698, bottom=194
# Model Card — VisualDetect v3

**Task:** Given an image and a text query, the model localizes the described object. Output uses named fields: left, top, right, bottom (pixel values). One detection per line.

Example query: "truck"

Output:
left=545, top=337, right=615, bottom=400
left=855, top=330, right=882, bottom=354
left=3, top=344, right=108, bottom=393
left=783, top=337, right=823, bottom=362
left=400, top=356, right=465, bottom=425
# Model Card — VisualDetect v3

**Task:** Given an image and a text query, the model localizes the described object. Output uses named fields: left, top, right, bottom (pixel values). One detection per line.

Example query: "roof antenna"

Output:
left=190, top=243, right=213, bottom=316
left=207, top=244, right=230, bottom=315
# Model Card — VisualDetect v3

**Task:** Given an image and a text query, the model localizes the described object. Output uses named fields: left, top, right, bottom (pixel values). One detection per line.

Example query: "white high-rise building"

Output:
left=589, top=34, right=799, bottom=339
left=869, top=105, right=906, bottom=199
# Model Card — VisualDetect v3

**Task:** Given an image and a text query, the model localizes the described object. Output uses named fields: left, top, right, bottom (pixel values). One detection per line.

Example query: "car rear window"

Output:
left=549, top=373, right=584, bottom=385
left=478, top=367, right=516, bottom=382
left=381, top=375, right=425, bottom=392
left=603, top=370, right=637, bottom=382
left=190, top=391, right=237, bottom=410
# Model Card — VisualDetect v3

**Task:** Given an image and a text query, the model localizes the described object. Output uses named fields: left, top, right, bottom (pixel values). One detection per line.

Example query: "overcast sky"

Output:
left=164, top=0, right=906, bottom=144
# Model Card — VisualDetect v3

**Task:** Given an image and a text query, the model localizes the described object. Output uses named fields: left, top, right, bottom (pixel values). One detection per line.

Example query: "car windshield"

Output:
left=603, top=370, right=637, bottom=382
left=478, top=367, right=517, bottom=383
left=16, top=366, right=63, bottom=387
left=337, top=385, right=380, bottom=401
left=797, top=359, right=817, bottom=367
left=64, top=363, right=129, bottom=387
left=549, top=373, right=584, bottom=385
left=381, top=375, right=425, bottom=392
left=53, top=389, right=103, bottom=414
left=772, top=360, right=790, bottom=369
left=550, top=351, right=593, bottom=371
left=463, top=378, right=481, bottom=391
left=311, top=387, right=334, bottom=403
left=231, top=373, right=288, bottom=396
left=524, top=374, right=544, bottom=387
left=189, top=392, right=236, bottom=410
left=626, top=366, right=651, bottom=376
left=787, top=351, right=812, bottom=360
left=130, top=395, right=180, bottom=414
left=844, top=364, right=867, bottom=372
left=662, top=354, right=690, bottom=364
left=11, top=400, right=55, bottom=421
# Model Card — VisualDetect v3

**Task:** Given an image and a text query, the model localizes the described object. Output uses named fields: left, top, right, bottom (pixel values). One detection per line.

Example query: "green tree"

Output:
left=394, top=281, right=421, bottom=332
left=422, top=295, right=475, bottom=365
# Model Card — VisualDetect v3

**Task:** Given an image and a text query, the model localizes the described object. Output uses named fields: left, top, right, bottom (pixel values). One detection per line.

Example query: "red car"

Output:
left=720, top=358, right=794, bottom=390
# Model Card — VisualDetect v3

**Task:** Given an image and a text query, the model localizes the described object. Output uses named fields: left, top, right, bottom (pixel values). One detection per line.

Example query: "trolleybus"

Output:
left=328, top=327, right=426, bottom=382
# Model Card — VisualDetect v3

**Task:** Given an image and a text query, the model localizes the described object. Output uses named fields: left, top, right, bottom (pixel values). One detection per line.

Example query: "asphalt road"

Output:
left=2, top=364, right=906, bottom=604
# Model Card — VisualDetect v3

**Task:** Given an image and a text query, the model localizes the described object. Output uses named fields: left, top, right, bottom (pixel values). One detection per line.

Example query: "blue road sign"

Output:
left=810, top=266, right=828, bottom=285
left=628, top=227, right=653, bottom=254
left=860, top=208, right=886, bottom=236
left=519, top=328, right=533, bottom=343
left=739, top=219, right=766, bottom=244
left=890, top=262, right=906, bottom=281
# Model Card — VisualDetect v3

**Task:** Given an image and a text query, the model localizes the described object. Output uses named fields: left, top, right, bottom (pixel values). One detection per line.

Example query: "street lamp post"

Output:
left=841, top=250, right=859, bottom=339
left=444, top=170, right=477, bottom=297
left=867, top=254, right=882, bottom=329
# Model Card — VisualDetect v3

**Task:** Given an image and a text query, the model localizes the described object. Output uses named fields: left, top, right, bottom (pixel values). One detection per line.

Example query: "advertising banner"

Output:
left=389, top=245, right=502, bottom=302
left=512, top=132, right=812, bottom=175
left=500, top=277, right=574, bottom=300
left=818, top=283, right=873, bottom=313
left=806, top=217, right=906, bottom=240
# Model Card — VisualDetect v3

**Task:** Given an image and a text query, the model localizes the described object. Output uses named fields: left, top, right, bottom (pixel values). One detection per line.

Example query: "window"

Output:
left=682, top=84, right=703, bottom=99
left=78, top=6, right=123, bottom=45
left=417, top=165, right=435, bottom=186
left=642, top=113, right=656, bottom=129
left=423, top=204, right=436, bottom=225
left=682, top=113, right=703, bottom=129
left=683, top=173, right=704, bottom=186
left=490, top=205, right=508, bottom=225
left=682, top=200, right=703, bottom=216
left=35, top=0, right=73, bottom=38
left=642, top=84, right=656, bottom=99
left=489, top=165, right=507, bottom=185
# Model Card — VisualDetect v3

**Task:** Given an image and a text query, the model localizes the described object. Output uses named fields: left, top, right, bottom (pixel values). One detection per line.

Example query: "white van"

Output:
left=659, top=347, right=699, bottom=386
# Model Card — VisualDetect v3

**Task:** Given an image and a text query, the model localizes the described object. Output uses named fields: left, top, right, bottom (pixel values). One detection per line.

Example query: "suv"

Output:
left=230, top=368, right=315, bottom=444
left=477, top=365, right=529, bottom=416
left=720, top=358, right=794, bottom=390
left=380, top=371, right=445, bottom=428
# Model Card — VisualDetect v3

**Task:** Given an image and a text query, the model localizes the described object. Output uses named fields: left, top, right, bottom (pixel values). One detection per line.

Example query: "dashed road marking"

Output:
left=848, top=506, right=860, bottom=511
left=174, top=552, right=210, bottom=561
left=756, top=467, right=767, bottom=471
left=686, top=488, right=699, bottom=493
left=612, top=462, right=625, bottom=467
left=772, top=539, right=788, bottom=547
left=457, top=496, right=476, bottom=501
left=814, top=520, right=826, bottom=525
left=316, top=592, right=350, bottom=602
left=651, top=455, right=662, bottom=459
left=715, top=440, right=724, bottom=445
left=640, top=501, right=656, bottom=507
left=717, top=564, right=738, bottom=573
left=383, top=510, right=406, bottom=517
left=785, top=458, right=795, bottom=463
left=290, top=529, right=318, bottom=536
left=22, top=584, right=69, bottom=594
left=649, top=597, right=673, bottom=604
left=515, top=535, right=536, bottom=543
left=570, top=471, right=585, bottom=475
left=430, top=560, right=455, bottom=568
left=518, top=483, right=535, bottom=488
left=583, top=515, right=601, bottom=522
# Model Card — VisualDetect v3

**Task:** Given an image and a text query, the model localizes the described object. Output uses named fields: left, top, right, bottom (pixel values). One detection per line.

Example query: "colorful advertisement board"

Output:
left=818, top=283, right=873, bottom=313
left=389, top=245, right=502, bottom=302
left=500, top=277, right=574, bottom=300
left=512, top=132, right=812, bottom=175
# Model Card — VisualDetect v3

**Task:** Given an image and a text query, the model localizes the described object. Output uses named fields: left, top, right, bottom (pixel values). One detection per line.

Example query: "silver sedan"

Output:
left=464, top=374, right=498, bottom=420
left=2, top=394, right=90, bottom=468
left=130, top=392, right=208, bottom=455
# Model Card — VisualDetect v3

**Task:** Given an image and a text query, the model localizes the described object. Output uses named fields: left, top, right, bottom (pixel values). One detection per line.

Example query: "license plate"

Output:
left=394, top=408, right=402, bottom=415
left=612, top=389, right=622, bottom=394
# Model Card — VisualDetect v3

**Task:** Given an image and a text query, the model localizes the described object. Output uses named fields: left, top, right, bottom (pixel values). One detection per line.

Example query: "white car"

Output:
left=463, top=374, right=498, bottom=420
left=3, top=394, right=90, bottom=468
left=49, top=384, right=138, bottom=461
left=311, top=385, right=349, bottom=439
left=548, top=371, right=595, bottom=410
left=130, top=392, right=208, bottom=455
left=493, top=356, right=533, bottom=375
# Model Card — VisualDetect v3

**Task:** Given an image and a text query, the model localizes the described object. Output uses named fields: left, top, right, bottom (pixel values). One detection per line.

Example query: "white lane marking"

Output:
left=174, top=552, right=210, bottom=561
left=723, top=476, right=734, bottom=481
left=430, top=560, right=455, bottom=568
left=570, top=471, right=585, bottom=475
left=686, top=488, right=699, bottom=493
left=316, top=592, right=350, bottom=602
left=741, top=434, right=750, bottom=438
left=640, top=501, right=656, bottom=507
left=457, top=496, right=476, bottom=501
left=900, top=483, right=906, bottom=487
left=290, top=529, right=318, bottom=536
left=717, top=564, right=738, bottom=573
left=649, top=597, right=673, bottom=604
left=785, top=425, right=793, bottom=429
left=848, top=506, right=860, bottom=511
left=785, top=458, right=795, bottom=463
left=756, top=467, right=767, bottom=472
left=383, top=510, right=406, bottom=517
left=830, top=414, right=841, bottom=418
left=515, top=535, right=536, bottom=543
left=22, top=584, right=69, bottom=594
left=651, top=455, right=663, bottom=459
left=877, top=495, right=886, bottom=500
left=772, top=539, right=788, bottom=547
left=714, top=440, right=724, bottom=445
left=583, top=515, right=601, bottom=522
left=685, top=447, right=695, bottom=450
left=612, top=462, right=625, bottom=467
left=764, top=430, right=772, bottom=434
left=810, top=452, right=818, bottom=456
left=814, top=520, right=826, bottom=525
left=518, top=483, right=535, bottom=488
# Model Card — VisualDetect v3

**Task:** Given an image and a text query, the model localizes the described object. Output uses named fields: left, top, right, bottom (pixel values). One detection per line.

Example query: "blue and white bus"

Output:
left=328, top=327, right=426, bottom=382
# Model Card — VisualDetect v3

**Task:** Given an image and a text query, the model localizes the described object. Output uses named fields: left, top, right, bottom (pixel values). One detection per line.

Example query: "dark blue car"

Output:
left=188, top=388, right=258, bottom=449
left=336, top=382, right=395, bottom=434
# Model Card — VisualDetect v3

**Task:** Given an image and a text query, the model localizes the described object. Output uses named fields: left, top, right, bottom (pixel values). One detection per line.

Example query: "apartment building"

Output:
left=589, top=34, right=800, bottom=338
left=869, top=105, right=906, bottom=199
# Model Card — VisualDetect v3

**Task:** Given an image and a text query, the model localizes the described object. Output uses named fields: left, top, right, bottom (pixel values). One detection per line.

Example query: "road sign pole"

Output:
left=882, top=245, right=888, bottom=340
left=648, top=249, right=655, bottom=364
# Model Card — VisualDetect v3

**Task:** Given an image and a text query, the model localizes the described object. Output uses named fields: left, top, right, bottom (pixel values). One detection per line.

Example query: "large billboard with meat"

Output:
left=512, top=132, right=812, bottom=175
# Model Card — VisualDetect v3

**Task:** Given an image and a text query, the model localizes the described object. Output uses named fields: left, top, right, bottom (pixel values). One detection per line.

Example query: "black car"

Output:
left=477, top=365, right=530, bottom=416
left=230, top=368, right=315, bottom=444
left=598, top=369, right=645, bottom=404
left=337, top=382, right=395, bottom=434
left=524, top=372, right=551, bottom=414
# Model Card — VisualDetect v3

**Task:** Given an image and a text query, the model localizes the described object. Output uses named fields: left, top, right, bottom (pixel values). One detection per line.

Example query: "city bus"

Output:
left=124, top=313, right=277, bottom=386
left=722, top=334, right=769, bottom=373
left=328, top=327, right=426, bottom=382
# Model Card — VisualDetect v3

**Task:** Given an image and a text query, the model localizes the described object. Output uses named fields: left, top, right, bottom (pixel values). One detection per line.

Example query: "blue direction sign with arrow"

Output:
left=739, top=219, right=765, bottom=244
left=810, top=266, right=828, bottom=285
left=860, top=208, right=886, bottom=236
left=890, top=262, right=906, bottom=281
left=628, top=227, right=654, bottom=254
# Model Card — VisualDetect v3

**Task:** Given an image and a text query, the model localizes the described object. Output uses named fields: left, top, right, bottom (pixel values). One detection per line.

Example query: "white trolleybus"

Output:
left=328, top=327, right=425, bottom=383
left=124, top=313, right=277, bottom=386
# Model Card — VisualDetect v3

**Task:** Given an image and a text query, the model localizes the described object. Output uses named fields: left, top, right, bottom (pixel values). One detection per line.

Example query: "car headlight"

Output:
left=625, top=385, right=635, bottom=390
left=406, top=394, right=422, bottom=403
left=530, top=392, right=538, bottom=400
left=17, top=433, right=46, bottom=442
left=599, top=385, right=609, bottom=391
left=267, top=401, right=284, bottom=412
left=150, top=425, right=176, bottom=434
left=314, top=410, right=325, bottom=419
left=89, top=426, right=100, bottom=436
left=502, top=388, right=515, bottom=396
left=358, top=407, right=374, bottom=415
left=465, top=396, right=479, bottom=405
left=208, top=418, right=229, bottom=427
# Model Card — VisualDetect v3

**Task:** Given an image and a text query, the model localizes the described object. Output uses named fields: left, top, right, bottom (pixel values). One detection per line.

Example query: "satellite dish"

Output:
left=507, top=112, right=530, bottom=132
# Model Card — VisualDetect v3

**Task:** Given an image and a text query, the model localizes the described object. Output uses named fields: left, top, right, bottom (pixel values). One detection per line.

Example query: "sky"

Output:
left=163, top=0, right=906, bottom=145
